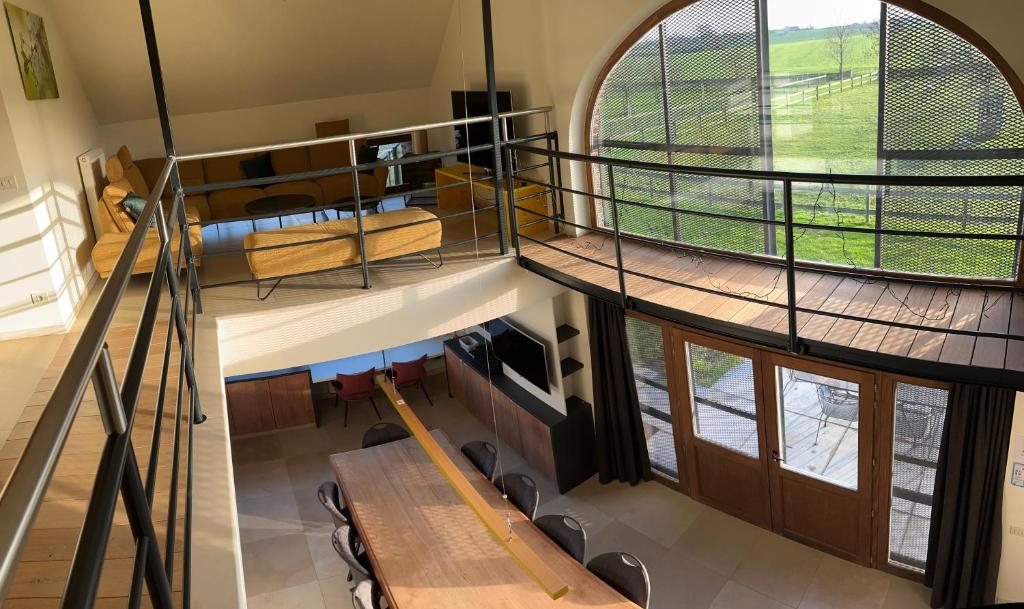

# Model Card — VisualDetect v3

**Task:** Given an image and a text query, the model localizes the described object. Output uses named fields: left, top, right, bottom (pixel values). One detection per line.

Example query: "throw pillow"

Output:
left=121, top=192, right=148, bottom=221
left=241, top=152, right=274, bottom=180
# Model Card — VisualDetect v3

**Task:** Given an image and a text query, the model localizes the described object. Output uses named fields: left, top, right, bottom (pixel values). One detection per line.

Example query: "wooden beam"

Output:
left=374, top=375, right=570, bottom=600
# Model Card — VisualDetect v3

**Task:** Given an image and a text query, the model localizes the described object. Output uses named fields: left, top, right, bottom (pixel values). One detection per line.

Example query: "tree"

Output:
left=828, top=23, right=855, bottom=91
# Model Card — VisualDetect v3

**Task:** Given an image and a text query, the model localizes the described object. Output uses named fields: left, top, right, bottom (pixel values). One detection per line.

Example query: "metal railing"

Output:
left=177, top=106, right=555, bottom=297
left=505, top=141, right=1024, bottom=387
left=0, top=158, right=205, bottom=608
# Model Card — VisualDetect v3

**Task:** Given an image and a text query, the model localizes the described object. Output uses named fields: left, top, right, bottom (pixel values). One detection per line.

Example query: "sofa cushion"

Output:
left=241, top=153, right=274, bottom=180
left=208, top=187, right=266, bottom=220
left=136, top=157, right=207, bottom=199
left=264, top=180, right=324, bottom=205
left=271, top=147, right=311, bottom=176
left=106, top=146, right=150, bottom=198
left=101, top=180, right=137, bottom=232
left=309, top=119, right=353, bottom=171
left=203, top=153, right=254, bottom=184
left=316, top=172, right=382, bottom=204
left=243, top=207, right=442, bottom=280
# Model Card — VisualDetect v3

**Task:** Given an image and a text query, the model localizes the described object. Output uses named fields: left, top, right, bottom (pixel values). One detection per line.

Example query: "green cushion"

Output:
left=122, top=192, right=148, bottom=221
left=241, top=153, right=274, bottom=180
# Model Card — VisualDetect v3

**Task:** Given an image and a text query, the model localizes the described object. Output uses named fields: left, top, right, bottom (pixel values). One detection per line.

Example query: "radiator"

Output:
left=78, top=148, right=106, bottom=242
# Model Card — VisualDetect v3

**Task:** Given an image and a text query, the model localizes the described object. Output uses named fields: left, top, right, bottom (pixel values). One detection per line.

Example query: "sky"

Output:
left=767, top=0, right=881, bottom=29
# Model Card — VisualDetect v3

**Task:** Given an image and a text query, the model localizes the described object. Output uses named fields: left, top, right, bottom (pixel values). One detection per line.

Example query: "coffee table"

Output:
left=245, top=194, right=317, bottom=228
left=329, top=197, right=382, bottom=218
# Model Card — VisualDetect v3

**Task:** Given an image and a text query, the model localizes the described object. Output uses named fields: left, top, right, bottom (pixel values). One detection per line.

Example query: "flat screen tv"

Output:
left=486, top=317, right=550, bottom=394
left=451, top=90, right=514, bottom=169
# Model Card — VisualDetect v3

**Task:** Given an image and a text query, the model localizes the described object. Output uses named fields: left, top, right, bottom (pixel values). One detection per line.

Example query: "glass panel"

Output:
left=775, top=367, right=860, bottom=490
left=624, top=317, right=679, bottom=481
left=888, top=382, right=948, bottom=572
left=686, top=343, right=759, bottom=458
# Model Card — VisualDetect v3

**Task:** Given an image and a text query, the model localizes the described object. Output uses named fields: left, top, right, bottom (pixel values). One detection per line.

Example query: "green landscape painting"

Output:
left=5, top=2, right=58, bottom=100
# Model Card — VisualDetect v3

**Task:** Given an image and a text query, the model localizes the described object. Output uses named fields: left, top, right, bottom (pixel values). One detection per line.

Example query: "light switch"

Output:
left=0, top=175, right=17, bottom=191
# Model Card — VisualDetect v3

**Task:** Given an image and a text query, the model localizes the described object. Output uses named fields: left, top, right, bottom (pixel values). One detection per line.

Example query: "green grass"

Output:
left=769, top=33, right=877, bottom=75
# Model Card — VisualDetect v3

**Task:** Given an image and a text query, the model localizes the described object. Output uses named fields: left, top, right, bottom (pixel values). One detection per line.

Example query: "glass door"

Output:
left=674, top=330, right=771, bottom=527
left=762, top=353, right=876, bottom=565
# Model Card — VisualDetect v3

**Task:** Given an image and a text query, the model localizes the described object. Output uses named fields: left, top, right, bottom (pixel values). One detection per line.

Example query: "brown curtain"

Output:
left=925, top=383, right=1015, bottom=609
left=586, top=297, right=651, bottom=485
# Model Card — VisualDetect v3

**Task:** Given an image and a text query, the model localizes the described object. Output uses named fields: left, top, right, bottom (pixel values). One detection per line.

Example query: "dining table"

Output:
left=329, top=429, right=639, bottom=609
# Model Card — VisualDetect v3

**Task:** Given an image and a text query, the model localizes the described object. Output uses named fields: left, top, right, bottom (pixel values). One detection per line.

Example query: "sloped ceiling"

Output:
left=49, top=0, right=455, bottom=124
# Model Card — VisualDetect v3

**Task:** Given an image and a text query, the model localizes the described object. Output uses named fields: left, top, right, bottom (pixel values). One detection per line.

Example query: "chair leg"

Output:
left=421, top=382, right=433, bottom=406
left=814, top=416, right=824, bottom=445
left=256, top=278, right=283, bottom=301
left=369, top=396, right=382, bottom=420
left=344, top=400, right=350, bottom=428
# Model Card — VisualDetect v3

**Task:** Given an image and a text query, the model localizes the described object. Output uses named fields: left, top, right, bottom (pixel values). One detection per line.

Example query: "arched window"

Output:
left=587, top=0, right=1024, bottom=279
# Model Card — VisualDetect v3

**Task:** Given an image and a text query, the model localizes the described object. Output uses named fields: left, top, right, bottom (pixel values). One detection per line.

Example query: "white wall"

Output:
left=100, top=86, right=437, bottom=160
left=0, top=0, right=100, bottom=339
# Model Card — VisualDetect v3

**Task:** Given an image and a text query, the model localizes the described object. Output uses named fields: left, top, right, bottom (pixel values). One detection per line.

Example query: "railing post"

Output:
left=551, top=131, right=567, bottom=225
left=607, top=166, right=628, bottom=309
left=349, top=140, right=372, bottom=289
left=92, top=345, right=127, bottom=436
left=504, top=145, right=521, bottom=254
left=481, top=0, right=508, bottom=255
left=783, top=180, right=798, bottom=353
left=544, top=134, right=561, bottom=234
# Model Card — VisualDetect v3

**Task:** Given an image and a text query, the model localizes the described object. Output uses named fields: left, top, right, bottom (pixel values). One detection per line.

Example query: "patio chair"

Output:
left=814, top=384, right=859, bottom=445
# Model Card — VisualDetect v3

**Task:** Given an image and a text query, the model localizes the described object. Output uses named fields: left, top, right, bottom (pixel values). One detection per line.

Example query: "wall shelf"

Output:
left=556, top=324, right=580, bottom=344
left=560, top=357, right=584, bottom=378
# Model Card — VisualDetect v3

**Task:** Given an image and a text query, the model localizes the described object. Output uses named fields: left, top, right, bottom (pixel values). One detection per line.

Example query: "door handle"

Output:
left=770, top=449, right=783, bottom=463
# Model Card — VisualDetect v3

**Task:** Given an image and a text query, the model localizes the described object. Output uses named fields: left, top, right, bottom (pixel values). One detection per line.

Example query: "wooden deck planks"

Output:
left=521, top=234, right=1019, bottom=374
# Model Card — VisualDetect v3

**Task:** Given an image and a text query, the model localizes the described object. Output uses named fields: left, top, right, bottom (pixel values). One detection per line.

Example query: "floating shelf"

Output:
left=560, top=357, right=584, bottom=378
left=556, top=324, right=580, bottom=344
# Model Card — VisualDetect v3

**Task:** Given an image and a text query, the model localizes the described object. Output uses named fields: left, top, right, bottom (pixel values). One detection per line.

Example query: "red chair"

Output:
left=331, top=368, right=381, bottom=427
left=389, top=355, right=433, bottom=405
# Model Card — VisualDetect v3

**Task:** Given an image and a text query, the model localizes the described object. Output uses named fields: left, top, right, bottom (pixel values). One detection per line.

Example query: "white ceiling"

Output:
left=49, top=0, right=455, bottom=124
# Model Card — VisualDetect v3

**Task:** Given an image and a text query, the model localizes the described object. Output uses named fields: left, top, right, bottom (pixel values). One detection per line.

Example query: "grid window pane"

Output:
left=624, top=317, right=679, bottom=481
left=888, top=382, right=948, bottom=572
left=686, top=343, right=759, bottom=458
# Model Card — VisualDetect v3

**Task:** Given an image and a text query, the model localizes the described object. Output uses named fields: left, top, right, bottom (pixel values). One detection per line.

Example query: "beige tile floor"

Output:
left=231, top=373, right=933, bottom=609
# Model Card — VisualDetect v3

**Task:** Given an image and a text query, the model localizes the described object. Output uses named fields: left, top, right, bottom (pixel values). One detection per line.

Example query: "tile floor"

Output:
left=231, top=373, right=933, bottom=609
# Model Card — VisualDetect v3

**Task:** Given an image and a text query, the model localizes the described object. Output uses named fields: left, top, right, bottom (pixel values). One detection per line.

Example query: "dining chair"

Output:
left=495, top=473, right=540, bottom=520
left=351, top=579, right=383, bottom=609
left=586, top=552, right=651, bottom=609
left=461, top=440, right=498, bottom=481
left=332, top=368, right=382, bottom=428
left=535, top=514, right=587, bottom=564
left=317, top=481, right=350, bottom=526
left=361, top=422, right=411, bottom=449
left=389, top=354, right=433, bottom=405
left=332, top=524, right=373, bottom=584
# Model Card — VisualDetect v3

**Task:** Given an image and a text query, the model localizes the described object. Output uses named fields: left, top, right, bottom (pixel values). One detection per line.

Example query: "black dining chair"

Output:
left=586, top=552, right=651, bottom=609
left=461, top=440, right=498, bottom=481
left=361, top=422, right=411, bottom=449
left=332, top=524, right=373, bottom=584
left=535, top=513, right=587, bottom=563
left=351, top=579, right=384, bottom=609
left=495, top=473, right=540, bottom=520
left=317, top=481, right=350, bottom=526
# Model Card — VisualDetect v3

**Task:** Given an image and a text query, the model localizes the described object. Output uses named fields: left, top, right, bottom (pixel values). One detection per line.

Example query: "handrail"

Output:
left=0, top=155, right=205, bottom=609
left=174, top=106, right=553, bottom=162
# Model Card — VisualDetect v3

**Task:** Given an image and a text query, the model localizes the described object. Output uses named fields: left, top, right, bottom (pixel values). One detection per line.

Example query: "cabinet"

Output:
left=225, top=370, right=315, bottom=436
left=444, top=337, right=596, bottom=492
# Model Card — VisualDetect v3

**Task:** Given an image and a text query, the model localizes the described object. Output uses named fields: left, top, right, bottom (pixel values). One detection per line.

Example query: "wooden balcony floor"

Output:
left=521, top=233, right=1024, bottom=376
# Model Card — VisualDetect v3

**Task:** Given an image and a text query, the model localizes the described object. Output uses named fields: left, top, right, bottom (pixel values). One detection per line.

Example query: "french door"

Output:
left=761, top=354, right=876, bottom=565
left=672, top=330, right=772, bottom=527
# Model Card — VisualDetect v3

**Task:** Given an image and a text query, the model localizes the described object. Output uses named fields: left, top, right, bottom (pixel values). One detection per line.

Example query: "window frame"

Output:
left=582, top=0, right=1024, bottom=286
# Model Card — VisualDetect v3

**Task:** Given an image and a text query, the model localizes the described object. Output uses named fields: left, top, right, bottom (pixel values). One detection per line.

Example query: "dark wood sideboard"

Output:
left=225, top=370, right=315, bottom=436
left=443, top=335, right=596, bottom=493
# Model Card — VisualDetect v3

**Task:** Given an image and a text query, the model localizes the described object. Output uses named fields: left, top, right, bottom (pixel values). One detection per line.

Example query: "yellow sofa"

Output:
left=242, top=207, right=443, bottom=285
left=90, top=146, right=205, bottom=278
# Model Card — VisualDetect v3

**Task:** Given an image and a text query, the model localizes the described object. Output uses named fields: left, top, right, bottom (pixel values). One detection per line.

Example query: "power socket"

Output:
left=1010, top=525, right=1024, bottom=538
left=29, top=292, right=54, bottom=305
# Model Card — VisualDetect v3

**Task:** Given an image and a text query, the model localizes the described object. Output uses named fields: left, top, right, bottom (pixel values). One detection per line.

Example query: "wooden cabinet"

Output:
left=444, top=340, right=596, bottom=492
left=225, top=370, right=315, bottom=436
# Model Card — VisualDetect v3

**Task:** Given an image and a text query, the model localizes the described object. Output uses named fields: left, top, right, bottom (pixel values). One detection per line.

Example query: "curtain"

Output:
left=586, top=296, right=651, bottom=485
left=925, top=384, right=1015, bottom=609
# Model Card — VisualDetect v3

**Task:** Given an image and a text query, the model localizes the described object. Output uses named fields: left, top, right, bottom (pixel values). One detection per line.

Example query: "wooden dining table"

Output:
left=329, top=430, right=639, bottom=609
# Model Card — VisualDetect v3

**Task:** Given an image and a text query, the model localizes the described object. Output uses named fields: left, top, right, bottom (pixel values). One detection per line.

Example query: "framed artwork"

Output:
left=4, top=2, right=58, bottom=100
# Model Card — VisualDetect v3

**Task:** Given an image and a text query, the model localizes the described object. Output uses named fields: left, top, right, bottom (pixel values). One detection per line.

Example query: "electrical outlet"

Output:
left=29, top=292, right=54, bottom=305
left=1010, top=525, right=1024, bottom=538
left=0, top=175, right=17, bottom=191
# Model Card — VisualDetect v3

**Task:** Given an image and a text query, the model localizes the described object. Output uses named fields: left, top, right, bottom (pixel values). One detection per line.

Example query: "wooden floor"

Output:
left=522, top=234, right=1024, bottom=373
left=0, top=316, right=189, bottom=608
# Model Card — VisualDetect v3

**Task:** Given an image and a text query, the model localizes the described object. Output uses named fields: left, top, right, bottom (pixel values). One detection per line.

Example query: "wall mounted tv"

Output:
left=486, top=316, right=550, bottom=394
left=451, top=90, right=514, bottom=169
